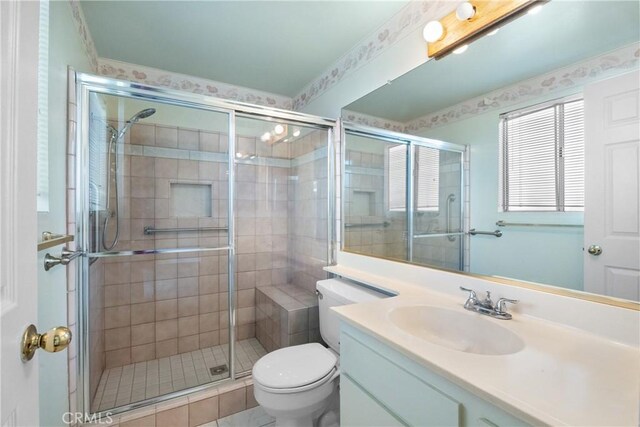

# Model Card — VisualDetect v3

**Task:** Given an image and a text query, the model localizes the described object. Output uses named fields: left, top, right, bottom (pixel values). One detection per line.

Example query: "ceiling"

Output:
left=80, top=0, right=409, bottom=97
left=346, top=0, right=640, bottom=122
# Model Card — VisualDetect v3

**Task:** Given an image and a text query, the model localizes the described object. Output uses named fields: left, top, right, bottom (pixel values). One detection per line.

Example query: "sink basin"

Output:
left=388, top=305, right=525, bottom=355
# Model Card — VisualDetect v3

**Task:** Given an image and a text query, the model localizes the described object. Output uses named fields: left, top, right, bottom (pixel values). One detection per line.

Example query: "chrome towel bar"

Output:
left=344, top=222, right=391, bottom=228
left=144, top=226, right=228, bottom=235
left=496, top=220, right=583, bottom=228
left=468, top=229, right=502, bottom=237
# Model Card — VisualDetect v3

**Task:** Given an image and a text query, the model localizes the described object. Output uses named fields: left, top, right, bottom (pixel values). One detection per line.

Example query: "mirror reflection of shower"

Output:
left=102, top=108, right=156, bottom=250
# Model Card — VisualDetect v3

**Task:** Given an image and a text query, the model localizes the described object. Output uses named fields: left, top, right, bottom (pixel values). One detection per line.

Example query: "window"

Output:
left=388, top=145, right=407, bottom=211
left=499, top=96, right=584, bottom=212
left=36, top=0, right=49, bottom=212
left=415, top=146, right=440, bottom=212
left=388, top=145, right=439, bottom=212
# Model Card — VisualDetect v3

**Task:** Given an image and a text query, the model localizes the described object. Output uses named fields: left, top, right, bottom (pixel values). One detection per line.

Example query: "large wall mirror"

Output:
left=341, top=0, right=640, bottom=304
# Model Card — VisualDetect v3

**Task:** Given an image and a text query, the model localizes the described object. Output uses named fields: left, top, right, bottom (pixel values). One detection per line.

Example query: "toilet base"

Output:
left=254, top=376, right=338, bottom=427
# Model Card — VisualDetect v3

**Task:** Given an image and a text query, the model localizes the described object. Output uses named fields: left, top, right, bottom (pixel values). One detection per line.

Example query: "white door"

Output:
left=1, top=1, right=41, bottom=426
left=584, top=70, right=640, bottom=301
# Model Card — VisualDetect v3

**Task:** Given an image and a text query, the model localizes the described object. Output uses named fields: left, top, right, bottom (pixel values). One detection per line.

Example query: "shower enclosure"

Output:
left=75, top=74, right=334, bottom=415
left=341, top=124, right=465, bottom=270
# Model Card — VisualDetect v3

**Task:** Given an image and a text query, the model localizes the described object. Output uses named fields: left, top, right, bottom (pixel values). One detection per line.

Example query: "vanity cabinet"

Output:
left=340, top=323, right=529, bottom=427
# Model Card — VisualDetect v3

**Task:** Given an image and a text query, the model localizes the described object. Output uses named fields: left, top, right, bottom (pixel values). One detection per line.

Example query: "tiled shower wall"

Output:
left=343, top=150, right=406, bottom=260
left=97, top=123, right=252, bottom=370
left=94, top=122, right=329, bottom=373
left=288, top=129, right=329, bottom=293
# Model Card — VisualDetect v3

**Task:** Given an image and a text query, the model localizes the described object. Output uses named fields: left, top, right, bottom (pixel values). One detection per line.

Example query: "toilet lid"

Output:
left=252, top=343, right=337, bottom=389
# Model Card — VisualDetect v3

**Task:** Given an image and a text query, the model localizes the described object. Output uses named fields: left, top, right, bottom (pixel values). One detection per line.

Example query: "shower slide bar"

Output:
left=345, top=221, right=391, bottom=228
left=468, top=229, right=503, bottom=237
left=144, top=226, right=228, bottom=235
left=496, top=220, right=583, bottom=228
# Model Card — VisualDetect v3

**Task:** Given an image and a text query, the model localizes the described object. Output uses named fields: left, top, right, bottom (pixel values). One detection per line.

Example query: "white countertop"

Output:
left=327, top=265, right=640, bottom=427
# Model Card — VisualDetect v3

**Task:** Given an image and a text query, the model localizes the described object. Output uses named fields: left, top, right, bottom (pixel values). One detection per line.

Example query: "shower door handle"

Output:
left=44, top=248, right=83, bottom=271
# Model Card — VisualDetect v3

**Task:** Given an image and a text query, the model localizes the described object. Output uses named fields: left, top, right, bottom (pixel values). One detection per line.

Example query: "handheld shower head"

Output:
left=102, top=107, right=156, bottom=251
left=115, top=108, right=157, bottom=141
left=133, top=108, right=156, bottom=121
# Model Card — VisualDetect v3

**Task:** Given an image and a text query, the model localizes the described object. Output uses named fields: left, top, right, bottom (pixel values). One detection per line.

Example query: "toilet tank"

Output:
left=316, top=278, right=386, bottom=353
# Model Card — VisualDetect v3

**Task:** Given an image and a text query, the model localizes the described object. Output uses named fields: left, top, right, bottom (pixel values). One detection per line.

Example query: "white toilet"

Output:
left=252, top=278, right=384, bottom=427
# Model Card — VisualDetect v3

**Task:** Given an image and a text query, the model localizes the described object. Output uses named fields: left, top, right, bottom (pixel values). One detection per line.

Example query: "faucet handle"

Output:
left=459, top=287, right=478, bottom=310
left=459, top=286, right=477, bottom=300
left=495, top=298, right=518, bottom=314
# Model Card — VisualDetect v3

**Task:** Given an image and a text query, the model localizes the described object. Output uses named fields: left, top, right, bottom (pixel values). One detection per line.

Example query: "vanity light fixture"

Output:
left=425, top=0, right=546, bottom=59
left=260, top=124, right=288, bottom=145
left=456, top=2, right=476, bottom=21
left=423, top=20, right=445, bottom=43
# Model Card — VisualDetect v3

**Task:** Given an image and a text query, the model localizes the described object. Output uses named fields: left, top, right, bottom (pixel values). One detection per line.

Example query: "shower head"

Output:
left=114, top=108, right=157, bottom=141
left=130, top=108, right=156, bottom=121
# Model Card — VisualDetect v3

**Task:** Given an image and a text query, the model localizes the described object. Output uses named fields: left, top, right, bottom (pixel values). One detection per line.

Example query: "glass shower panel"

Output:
left=343, top=131, right=408, bottom=262
left=85, top=92, right=232, bottom=412
left=233, top=116, right=329, bottom=373
left=412, top=147, right=463, bottom=270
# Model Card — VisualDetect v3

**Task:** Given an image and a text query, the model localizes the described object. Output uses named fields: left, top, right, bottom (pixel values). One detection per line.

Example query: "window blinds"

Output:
left=415, top=146, right=440, bottom=212
left=89, top=95, right=108, bottom=210
left=388, top=145, right=440, bottom=212
left=500, top=97, right=584, bottom=212
left=388, top=145, right=407, bottom=211
left=36, top=0, right=49, bottom=212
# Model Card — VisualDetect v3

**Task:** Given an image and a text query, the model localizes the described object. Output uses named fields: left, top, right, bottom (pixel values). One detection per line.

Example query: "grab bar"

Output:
left=345, top=222, right=390, bottom=228
left=144, top=226, right=228, bottom=235
left=446, top=194, right=456, bottom=242
left=468, top=229, right=502, bottom=237
left=496, top=220, right=583, bottom=228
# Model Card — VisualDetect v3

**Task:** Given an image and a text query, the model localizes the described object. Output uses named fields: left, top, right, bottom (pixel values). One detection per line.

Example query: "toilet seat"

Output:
left=255, top=366, right=339, bottom=394
left=253, top=343, right=338, bottom=393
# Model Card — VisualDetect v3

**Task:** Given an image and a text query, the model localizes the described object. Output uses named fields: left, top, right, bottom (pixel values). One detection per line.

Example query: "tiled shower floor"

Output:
left=93, top=338, right=267, bottom=411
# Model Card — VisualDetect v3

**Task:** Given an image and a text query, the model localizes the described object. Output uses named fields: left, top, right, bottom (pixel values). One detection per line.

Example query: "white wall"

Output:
left=38, top=2, right=93, bottom=425
left=299, top=27, right=431, bottom=118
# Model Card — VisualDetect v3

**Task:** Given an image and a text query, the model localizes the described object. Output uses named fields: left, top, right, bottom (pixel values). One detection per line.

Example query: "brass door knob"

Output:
left=21, top=324, right=72, bottom=362
left=587, top=245, right=603, bottom=256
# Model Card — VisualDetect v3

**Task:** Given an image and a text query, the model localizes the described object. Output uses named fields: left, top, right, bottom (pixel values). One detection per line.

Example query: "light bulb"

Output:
left=274, top=124, right=285, bottom=135
left=260, top=132, right=271, bottom=142
left=456, top=2, right=476, bottom=21
left=292, top=130, right=301, bottom=137
left=423, top=21, right=444, bottom=43
left=527, top=4, right=543, bottom=15
left=453, top=44, right=468, bottom=55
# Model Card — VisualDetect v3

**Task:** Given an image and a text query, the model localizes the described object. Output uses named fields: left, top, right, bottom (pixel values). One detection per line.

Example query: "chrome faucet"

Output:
left=460, top=287, right=518, bottom=320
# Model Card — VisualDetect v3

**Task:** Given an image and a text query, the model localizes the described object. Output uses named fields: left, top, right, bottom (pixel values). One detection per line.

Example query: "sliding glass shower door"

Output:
left=81, top=89, right=234, bottom=413
left=76, top=73, right=336, bottom=417
left=342, top=125, right=465, bottom=270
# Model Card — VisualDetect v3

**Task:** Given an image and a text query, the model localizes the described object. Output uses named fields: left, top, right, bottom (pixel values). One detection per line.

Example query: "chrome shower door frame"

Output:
left=340, top=122, right=466, bottom=269
left=74, top=72, right=336, bottom=418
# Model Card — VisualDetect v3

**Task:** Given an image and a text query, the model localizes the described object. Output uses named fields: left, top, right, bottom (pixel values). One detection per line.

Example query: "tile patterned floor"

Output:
left=93, top=339, right=267, bottom=411
left=215, top=406, right=275, bottom=427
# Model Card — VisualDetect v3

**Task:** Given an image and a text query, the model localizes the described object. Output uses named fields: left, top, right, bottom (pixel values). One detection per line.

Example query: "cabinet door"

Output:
left=341, top=375, right=406, bottom=427
left=342, top=332, right=461, bottom=426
